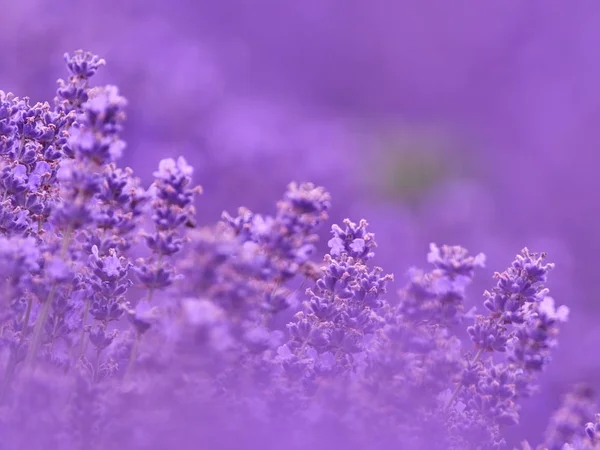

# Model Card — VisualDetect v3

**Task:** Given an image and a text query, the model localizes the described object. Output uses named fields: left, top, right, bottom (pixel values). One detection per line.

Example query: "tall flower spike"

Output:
left=68, top=86, right=127, bottom=166
left=469, top=248, right=556, bottom=353
left=509, top=296, right=569, bottom=398
left=398, top=244, right=484, bottom=327
left=277, top=182, right=331, bottom=234
left=56, top=50, right=106, bottom=111
left=282, top=218, right=392, bottom=379
left=222, top=182, right=331, bottom=283
left=136, top=157, right=201, bottom=295
left=143, top=156, right=201, bottom=256
left=448, top=249, right=565, bottom=443
left=87, top=245, right=132, bottom=322
left=87, top=163, right=149, bottom=254
left=273, top=182, right=331, bottom=269
left=51, top=85, right=128, bottom=232
left=482, top=248, right=555, bottom=325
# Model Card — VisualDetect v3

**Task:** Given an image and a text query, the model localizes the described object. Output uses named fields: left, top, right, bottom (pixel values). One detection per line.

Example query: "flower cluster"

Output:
left=281, top=220, right=393, bottom=377
left=0, top=50, right=597, bottom=450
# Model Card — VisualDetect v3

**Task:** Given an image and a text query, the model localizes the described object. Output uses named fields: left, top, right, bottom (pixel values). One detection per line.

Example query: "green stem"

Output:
left=23, top=228, right=73, bottom=371
left=92, top=348, right=102, bottom=383
left=0, top=296, right=35, bottom=402
left=445, top=347, right=484, bottom=411
left=50, top=315, right=59, bottom=348
left=75, top=299, right=90, bottom=360
left=147, top=288, right=156, bottom=303
left=145, top=254, right=164, bottom=303
left=289, top=276, right=308, bottom=302
left=0, top=353, right=17, bottom=403
left=18, top=297, right=33, bottom=348
left=23, top=291, right=55, bottom=370
left=123, top=332, right=141, bottom=382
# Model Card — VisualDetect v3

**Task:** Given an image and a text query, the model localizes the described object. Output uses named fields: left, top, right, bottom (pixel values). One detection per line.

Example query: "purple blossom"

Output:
left=63, top=50, right=106, bottom=78
left=222, top=181, right=331, bottom=280
left=56, top=50, right=106, bottom=111
left=328, top=218, right=376, bottom=262
left=283, top=219, right=392, bottom=379
left=87, top=246, right=132, bottom=322
left=398, top=244, right=484, bottom=327
left=68, top=85, right=127, bottom=166
left=482, top=248, right=555, bottom=324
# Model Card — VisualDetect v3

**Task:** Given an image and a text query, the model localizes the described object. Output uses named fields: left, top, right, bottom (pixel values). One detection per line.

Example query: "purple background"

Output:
left=3, top=0, right=600, bottom=444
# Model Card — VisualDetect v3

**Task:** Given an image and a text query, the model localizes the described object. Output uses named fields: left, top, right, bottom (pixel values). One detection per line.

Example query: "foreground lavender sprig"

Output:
left=135, top=156, right=201, bottom=296
left=279, top=219, right=393, bottom=391
left=447, top=250, right=557, bottom=405
left=24, top=66, right=127, bottom=371
left=443, top=249, right=568, bottom=448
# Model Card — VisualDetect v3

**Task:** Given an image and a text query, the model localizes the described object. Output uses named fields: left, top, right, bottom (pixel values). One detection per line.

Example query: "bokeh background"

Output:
left=2, top=0, right=599, bottom=445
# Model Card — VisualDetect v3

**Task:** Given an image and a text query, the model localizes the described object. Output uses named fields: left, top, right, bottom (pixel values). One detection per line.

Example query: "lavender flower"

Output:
left=87, top=245, right=132, bottom=322
left=446, top=249, right=568, bottom=447
left=281, top=218, right=393, bottom=385
left=399, top=243, right=485, bottom=326
left=56, top=50, right=106, bottom=111
left=67, top=85, right=127, bottom=165
left=135, top=156, right=201, bottom=294
left=51, top=81, right=126, bottom=232
left=223, top=181, right=331, bottom=281
left=328, top=218, right=376, bottom=262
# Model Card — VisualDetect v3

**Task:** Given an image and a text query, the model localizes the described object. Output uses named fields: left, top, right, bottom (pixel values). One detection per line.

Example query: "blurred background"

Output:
left=2, top=0, right=600, bottom=444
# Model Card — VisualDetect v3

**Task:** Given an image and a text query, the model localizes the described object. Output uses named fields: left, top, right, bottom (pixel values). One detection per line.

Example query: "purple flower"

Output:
left=56, top=51, right=106, bottom=111
left=467, top=317, right=509, bottom=352
left=426, top=243, right=486, bottom=280
left=328, top=218, right=376, bottom=262
left=222, top=182, right=331, bottom=281
left=284, top=219, right=392, bottom=377
left=483, top=248, right=555, bottom=325
left=68, top=86, right=127, bottom=166
left=87, top=246, right=132, bottom=322
left=63, top=50, right=106, bottom=78
left=398, top=244, right=484, bottom=327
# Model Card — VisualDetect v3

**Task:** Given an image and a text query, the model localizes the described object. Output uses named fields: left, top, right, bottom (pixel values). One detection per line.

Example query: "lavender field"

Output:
left=1, top=1, right=600, bottom=449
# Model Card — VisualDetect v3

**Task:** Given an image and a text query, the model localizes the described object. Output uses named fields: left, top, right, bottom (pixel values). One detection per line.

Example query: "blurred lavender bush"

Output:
left=0, top=50, right=599, bottom=450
